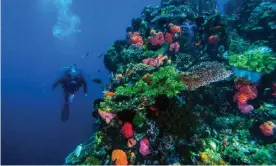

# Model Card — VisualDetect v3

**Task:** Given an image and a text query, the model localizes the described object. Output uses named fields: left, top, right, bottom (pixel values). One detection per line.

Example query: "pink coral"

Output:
left=233, top=82, right=258, bottom=114
left=128, top=32, right=143, bottom=46
left=142, top=58, right=158, bottom=67
left=98, top=109, right=116, bottom=124
left=259, top=121, right=276, bottom=136
left=148, top=30, right=165, bottom=46
left=139, top=138, right=150, bottom=156
left=169, top=42, right=180, bottom=53
left=237, top=103, right=254, bottom=114
left=142, top=55, right=168, bottom=67
left=121, top=122, right=134, bottom=138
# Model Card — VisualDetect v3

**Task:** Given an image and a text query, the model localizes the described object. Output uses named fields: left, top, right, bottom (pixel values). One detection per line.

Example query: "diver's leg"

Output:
left=68, top=93, right=75, bottom=103
left=61, top=91, right=70, bottom=121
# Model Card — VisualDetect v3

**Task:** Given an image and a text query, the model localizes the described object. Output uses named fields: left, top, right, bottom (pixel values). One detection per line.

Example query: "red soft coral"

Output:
left=165, top=32, right=173, bottom=44
left=121, top=122, right=134, bottom=138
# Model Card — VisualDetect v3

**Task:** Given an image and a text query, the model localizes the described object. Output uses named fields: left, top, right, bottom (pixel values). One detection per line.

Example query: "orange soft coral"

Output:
left=104, top=91, right=116, bottom=97
left=129, top=32, right=143, bottom=46
left=235, top=93, right=250, bottom=104
left=142, top=55, right=168, bottom=67
left=168, top=23, right=182, bottom=35
left=259, top=121, right=276, bottom=136
left=111, top=149, right=128, bottom=165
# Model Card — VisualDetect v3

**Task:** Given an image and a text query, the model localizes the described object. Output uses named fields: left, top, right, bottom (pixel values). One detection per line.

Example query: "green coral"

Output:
left=229, top=31, right=250, bottom=54
left=99, top=95, right=140, bottom=113
left=82, top=156, right=101, bottom=165
left=132, top=112, right=146, bottom=127
left=122, top=63, right=155, bottom=82
left=141, top=50, right=157, bottom=59
left=228, top=47, right=276, bottom=73
left=116, top=66, right=186, bottom=98
left=120, top=45, right=143, bottom=64
left=252, top=144, right=276, bottom=165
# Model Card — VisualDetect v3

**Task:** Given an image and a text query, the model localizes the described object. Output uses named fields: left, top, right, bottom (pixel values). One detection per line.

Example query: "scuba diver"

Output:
left=52, top=64, right=88, bottom=121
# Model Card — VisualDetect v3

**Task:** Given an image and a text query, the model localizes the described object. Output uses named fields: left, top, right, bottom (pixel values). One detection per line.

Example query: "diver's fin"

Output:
left=61, top=104, right=69, bottom=122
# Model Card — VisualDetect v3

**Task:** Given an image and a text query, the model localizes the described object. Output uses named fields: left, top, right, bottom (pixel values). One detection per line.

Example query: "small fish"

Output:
left=195, top=41, right=201, bottom=46
left=203, top=12, right=211, bottom=16
left=97, top=53, right=104, bottom=58
left=149, top=106, right=159, bottom=116
left=81, top=52, right=89, bottom=59
left=213, top=25, right=224, bottom=32
left=92, top=78, right=102, bottom=84
left=213, top=25, right=222, bottom=29
left=149, top=106, right=157, bottom=111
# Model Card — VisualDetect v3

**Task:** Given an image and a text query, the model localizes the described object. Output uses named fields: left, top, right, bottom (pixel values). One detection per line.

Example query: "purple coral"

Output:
left=180, top=21, right=197, bottom=44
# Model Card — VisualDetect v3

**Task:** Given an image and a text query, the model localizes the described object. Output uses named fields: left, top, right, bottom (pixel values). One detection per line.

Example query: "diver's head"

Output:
left=69, top=64, right=78, bottom=76
left=63, top=64, right=79, bottom=77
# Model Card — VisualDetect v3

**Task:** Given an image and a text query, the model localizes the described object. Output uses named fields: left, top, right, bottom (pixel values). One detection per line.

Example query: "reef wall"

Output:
left=65, top=0, right=276, bottom=165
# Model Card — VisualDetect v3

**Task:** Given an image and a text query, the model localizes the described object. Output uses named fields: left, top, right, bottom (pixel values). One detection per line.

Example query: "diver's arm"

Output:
left=81, top=78, right=88, bottom=94
left=52, top=78, right=63, bottom=90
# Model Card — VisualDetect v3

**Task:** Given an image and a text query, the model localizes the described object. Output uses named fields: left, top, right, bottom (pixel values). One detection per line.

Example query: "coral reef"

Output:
left=65, top=0, right=276, bottom=165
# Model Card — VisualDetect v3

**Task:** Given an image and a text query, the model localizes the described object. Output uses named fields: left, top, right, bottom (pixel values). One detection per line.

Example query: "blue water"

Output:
left=1, top=0, right=160, bottom=164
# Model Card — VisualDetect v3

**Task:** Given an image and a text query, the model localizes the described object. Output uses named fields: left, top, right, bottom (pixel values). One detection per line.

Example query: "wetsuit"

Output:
left=52, top=70, right=87, bottom=121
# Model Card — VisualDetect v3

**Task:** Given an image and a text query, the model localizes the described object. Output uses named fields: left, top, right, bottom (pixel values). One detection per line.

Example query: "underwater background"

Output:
left=1, top=0, right=160, bottom=164
left=2, top=0, right=276, bottom=165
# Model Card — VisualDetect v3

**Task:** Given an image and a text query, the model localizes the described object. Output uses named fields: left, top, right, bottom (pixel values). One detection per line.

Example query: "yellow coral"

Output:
left=200, top=150, right=227, bottom=165
left=200, top=152, right=210, bottom=164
